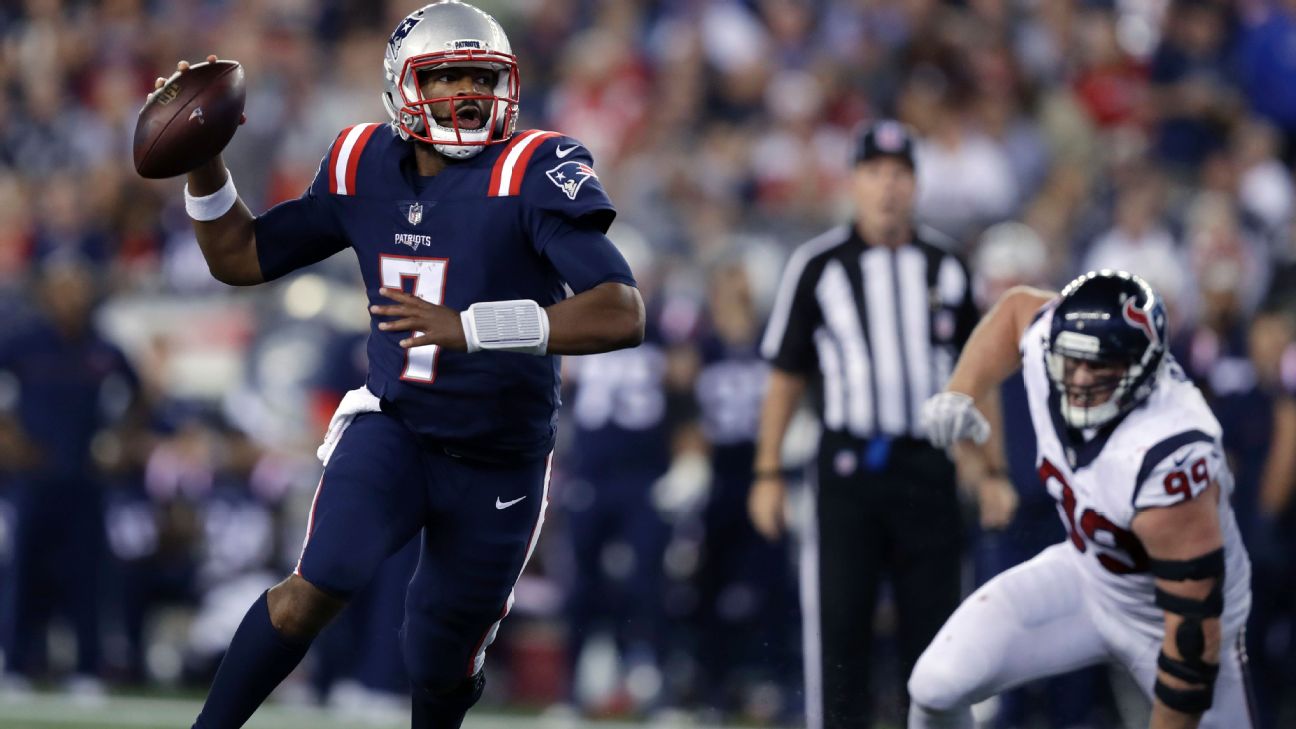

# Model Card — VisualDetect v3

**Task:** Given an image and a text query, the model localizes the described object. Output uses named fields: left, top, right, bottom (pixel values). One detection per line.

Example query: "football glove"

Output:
left=921, top=391, right=990, bottom=448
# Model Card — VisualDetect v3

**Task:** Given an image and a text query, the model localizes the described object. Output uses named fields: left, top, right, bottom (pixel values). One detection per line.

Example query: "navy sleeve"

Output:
left=520, top=135, right=616, bottom=234
left=538, top=215, right=636, bottom=294
left=253, top=137, right=350, bottom=282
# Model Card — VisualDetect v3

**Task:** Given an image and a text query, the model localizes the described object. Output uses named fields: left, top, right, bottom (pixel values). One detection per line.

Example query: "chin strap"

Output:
left=433, top=142, right=484, bottom=160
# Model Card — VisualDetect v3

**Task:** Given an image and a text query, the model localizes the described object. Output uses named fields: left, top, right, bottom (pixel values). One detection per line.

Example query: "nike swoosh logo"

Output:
left=495, top=495, right=527, bottom=510
left=1172, top=453, right=1191, bottom=468
left=555, top=144, right=577, bottom=158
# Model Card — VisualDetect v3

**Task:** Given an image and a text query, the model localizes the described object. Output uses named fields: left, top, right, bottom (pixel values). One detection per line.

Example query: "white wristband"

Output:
left=184, top=171, right=238, bottom=222
left=461, top=299, right=550, bottom=355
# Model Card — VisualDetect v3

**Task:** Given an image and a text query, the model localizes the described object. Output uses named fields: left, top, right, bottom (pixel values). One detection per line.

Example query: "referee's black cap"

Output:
left=854, top=120, right=916, bottom=170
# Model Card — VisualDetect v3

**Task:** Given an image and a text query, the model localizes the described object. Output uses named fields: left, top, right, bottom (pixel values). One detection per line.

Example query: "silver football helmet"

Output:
left=382, top=1, right=519, bottom=159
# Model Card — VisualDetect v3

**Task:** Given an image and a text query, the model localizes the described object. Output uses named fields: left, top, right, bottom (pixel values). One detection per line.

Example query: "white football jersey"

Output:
left=1020, top=307, right=1252, bottom=640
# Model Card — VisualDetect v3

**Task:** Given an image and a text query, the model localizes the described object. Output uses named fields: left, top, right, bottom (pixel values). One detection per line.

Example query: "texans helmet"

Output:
left=1045, top=270, right=1167, bottom=429
left=382, top=1, right=519, bottom=159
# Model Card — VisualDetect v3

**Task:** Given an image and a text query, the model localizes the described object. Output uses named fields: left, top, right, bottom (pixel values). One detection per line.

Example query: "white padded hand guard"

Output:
left=921, top=391, right=990, bottom=448
left=461, top=299, right=550, bottom=355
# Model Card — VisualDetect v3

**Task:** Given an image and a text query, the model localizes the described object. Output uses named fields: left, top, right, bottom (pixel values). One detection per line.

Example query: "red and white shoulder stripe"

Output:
left=327, top=122, right=383, bottom=196
left=489, top=130, right=562, bottom=197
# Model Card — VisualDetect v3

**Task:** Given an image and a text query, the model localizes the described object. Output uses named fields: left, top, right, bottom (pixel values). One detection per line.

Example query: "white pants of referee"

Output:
left=907, top=543, right=1258, bottom=729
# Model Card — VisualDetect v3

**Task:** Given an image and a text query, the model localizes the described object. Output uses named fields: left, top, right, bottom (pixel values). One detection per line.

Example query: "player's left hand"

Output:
left=371, top=288, right=468, bottom=351
left=921, top=391, right=990, bottom=448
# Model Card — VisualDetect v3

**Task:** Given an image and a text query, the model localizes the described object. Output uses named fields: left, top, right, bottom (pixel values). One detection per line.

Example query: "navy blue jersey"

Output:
left=695, top=333, right=767, bottom=478
left=565, top=317, right=673, bottom=478
left=0, top=322, right=138, bottom=478
left=695, top=334, right=768, bottom=448
left=253, top=125, right=635, bottom=458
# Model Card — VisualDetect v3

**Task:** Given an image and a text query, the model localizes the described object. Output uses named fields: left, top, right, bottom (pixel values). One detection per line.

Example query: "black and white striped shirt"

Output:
left=761, top=224, right=978, bottom=440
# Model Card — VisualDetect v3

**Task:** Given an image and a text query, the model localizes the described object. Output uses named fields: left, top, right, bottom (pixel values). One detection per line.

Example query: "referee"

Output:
left=749, top=121, right=1015, bottom=728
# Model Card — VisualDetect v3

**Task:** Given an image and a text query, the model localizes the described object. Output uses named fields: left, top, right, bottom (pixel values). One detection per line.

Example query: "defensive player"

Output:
left=915, top=270, right=1255, bottom=729
left=159, top=3, right=645, bottom=728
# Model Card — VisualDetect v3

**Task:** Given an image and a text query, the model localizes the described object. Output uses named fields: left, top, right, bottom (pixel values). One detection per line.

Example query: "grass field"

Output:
left=0, top=692, right=777, bottom=729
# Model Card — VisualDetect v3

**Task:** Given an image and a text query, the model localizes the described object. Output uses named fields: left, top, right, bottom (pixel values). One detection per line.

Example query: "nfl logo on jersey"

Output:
left=406, top=202, right=423, bottom=225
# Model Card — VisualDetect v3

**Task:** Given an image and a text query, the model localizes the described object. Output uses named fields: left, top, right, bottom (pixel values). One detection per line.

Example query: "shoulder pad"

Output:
left=315, top=122, right=387, bottom=197
left=494, top=131, right=615, bottom=231
left=1030, top=297, right=1059, bottom=326
left=487, top=129, right=565, bottom=197
left=1020, top=303, right=1054, bottom=354
left=1132, top=430, right=1222, bottom=510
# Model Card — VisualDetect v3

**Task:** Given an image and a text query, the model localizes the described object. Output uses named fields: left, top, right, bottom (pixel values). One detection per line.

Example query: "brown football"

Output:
left=133, top=60, right=246, bottom=179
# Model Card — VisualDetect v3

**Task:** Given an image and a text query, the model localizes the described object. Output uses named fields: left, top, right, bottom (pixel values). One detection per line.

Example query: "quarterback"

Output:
left=161, top=2, right=644, bottom=728
left=915, top=271, right=1254, bottom=729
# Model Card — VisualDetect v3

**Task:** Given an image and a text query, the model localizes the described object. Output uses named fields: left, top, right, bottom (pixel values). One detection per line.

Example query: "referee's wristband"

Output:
left=184, top=171, right=238, bottom=222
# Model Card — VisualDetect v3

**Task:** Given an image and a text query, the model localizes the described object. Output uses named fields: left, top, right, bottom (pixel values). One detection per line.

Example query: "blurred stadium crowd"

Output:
left=0, top=0, right=1294, bottom=727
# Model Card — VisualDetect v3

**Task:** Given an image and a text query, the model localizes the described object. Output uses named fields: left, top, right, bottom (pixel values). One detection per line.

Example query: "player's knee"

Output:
left=401, top=616, right=488, bottom=696
left=266, top=574, right=346, bottom=640
left=906, top=702, right=974, bottom=729
left=908, top=651, right=974, bottom=713
left=405, top=657, right=471, bottom=697
left=403, top=647, right=471, bottom=695
left=411, top=669, right=486, bottom=725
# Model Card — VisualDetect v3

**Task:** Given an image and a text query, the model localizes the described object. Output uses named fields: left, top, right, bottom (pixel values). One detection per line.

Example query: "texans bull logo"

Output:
left=1121, top=298, right=1158, bottom=345
left=545, top=161, right=596, bottom=201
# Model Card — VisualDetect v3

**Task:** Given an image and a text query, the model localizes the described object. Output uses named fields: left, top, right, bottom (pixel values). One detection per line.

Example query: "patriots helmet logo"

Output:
left=546, top=160, right=596, bottom=201
left=388, top=12, right=424, bottom=56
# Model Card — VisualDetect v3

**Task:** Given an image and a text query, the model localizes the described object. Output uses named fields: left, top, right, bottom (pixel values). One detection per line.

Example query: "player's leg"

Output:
left=58, top=486, right=106, bottom=680
left=614, top=473, right=670, bottom=704
left=401, top=450, right=551, bottom=729
left=557, top=474, right=610, bottom=706
left=193, top=413, right=427, bottom=729
left=355, top=536, right=419, bottom=695
left=907, top=544, right=1111, bottom=729
left=1, top=479, right=40, bottom=682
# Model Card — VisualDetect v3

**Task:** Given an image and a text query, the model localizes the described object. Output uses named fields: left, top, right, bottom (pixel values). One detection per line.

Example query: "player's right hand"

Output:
left=749, top=474, right=786, bottom=541
left=920, top=391, right=990, bottom=448
left=152, top=55, right=247, bottom=126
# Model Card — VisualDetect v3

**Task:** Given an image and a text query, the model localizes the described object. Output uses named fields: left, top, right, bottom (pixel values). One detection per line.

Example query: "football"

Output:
left=133, top=59, right=245, bottom=179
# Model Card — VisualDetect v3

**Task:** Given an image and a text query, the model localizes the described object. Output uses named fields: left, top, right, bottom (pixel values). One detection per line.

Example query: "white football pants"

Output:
left=907, top=543, right=1256, bottom=729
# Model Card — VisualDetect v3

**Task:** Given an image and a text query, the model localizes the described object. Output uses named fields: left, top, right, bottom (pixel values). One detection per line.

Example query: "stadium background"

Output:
left=0, top=0, right=1294, bottom=727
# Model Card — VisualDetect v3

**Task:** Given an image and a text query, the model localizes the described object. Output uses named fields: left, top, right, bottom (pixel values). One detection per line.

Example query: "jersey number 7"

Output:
left=380, top=255, right=449, bottom=383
